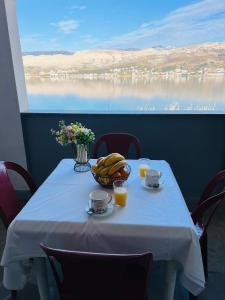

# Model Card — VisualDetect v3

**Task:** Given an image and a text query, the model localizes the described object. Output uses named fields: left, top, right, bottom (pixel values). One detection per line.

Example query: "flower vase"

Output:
left=72, top=143, right=91, bottom=172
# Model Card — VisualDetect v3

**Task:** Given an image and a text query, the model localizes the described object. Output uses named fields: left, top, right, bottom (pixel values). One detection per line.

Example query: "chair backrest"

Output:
left=191, top=190, right=225, bottom=242
left=199, top=170, right=225, bottom=204
left=0, top=161, right=36, bottom=228
left=40, top=243, right=152, bottom=300
left=93, top=133, right=141, bottom=159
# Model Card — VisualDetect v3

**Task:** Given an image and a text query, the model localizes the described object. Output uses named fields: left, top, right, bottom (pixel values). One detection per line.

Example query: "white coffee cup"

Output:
left=89, top=190, right=112, bottom=213
left=145, top=169, right=161, bottom=187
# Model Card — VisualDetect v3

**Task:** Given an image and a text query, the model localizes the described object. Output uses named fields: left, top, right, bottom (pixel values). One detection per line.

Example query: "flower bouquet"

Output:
left=51, top=120, right=95, bottom=172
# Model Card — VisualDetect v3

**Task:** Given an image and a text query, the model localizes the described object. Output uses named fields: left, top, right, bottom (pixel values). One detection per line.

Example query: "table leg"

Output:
left=33, top=258, right=50, bottom=300
left=163, top=260, right=178, bottom=300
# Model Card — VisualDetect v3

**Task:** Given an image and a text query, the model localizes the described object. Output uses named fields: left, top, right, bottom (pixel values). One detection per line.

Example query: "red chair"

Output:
left=0, top=161, right=36, bottom=299
left=93, top=133, right=141, bottom=159
left=198, top=170, right=225, bottom=204
left=194, top=170, right=225, bottom=277
left=0, top=161, right=36, bottom=229
left=189, top=190, right=225, bottom=300
left=188, top=170, right=225, bottom=300
left=40, top=243, right=152, bottom=300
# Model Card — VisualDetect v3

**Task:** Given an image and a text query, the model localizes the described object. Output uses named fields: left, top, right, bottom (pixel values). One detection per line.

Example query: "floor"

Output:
left=1, top=202, right=225, bottom=300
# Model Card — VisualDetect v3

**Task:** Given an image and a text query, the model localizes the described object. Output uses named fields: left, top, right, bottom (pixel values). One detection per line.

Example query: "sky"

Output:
left=17, top=0, right=225, bottom=52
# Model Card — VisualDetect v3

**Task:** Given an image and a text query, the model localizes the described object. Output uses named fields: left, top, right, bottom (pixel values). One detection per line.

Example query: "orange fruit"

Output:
left=120, top=168, right=129, bottom=177
left=111, top=172, right=121, bottom=179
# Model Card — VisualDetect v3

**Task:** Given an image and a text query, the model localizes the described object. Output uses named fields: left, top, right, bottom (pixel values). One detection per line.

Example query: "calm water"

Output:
left=26, top=77, right=225, bottom=113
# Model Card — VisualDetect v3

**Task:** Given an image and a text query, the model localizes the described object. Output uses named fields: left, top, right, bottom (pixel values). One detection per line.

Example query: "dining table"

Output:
left=1, top=159, right=205, bottom=300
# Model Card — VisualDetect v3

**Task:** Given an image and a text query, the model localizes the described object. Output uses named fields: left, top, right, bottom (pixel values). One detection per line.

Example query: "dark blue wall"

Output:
left=21, top=113, right=225, bottom=207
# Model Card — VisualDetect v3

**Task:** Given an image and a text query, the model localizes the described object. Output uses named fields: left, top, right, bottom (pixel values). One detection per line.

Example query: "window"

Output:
left=17, top=0, right=225, bottom=113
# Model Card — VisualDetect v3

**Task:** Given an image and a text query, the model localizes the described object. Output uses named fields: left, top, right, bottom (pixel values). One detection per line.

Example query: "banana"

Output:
left=95, top=165, right=104, bottom=175
left=104, top=153, right=125, bottom=167
left=97, top=157, right=107, bottom=168
left=91, top=165, right=98, bottom=173
left=97, top=157, right=104, bottom=163
left=108, top=160, right=127, bottom=176
left=99, top=166, right=111, bottom=176
left=98, top=177, right=110, bottom=186
left=102, top=153, right=117, bottom=166
left=97, top=153, right=121, bottom=168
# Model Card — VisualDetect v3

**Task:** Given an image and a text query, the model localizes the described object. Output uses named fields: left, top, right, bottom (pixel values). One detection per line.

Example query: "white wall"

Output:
left=0, top=0, right=27, bottom=188
left=5, top=0, right=28, bottom=112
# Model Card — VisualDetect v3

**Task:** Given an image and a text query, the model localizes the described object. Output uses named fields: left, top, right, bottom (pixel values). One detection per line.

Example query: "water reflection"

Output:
left=26, top=77, right=225, bottom=112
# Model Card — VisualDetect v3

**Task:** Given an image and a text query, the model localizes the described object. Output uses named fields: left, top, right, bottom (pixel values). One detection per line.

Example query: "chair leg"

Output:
left=204, top=234, right=208, bottom=279
left=189, top=293, right=197, bottom=300
left=11, top=290, right=17, bottom=299
left=201, top=234, right=208, bottom=279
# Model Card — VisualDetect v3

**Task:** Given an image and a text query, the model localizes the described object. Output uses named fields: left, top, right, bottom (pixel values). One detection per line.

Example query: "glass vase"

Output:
left=72, top=143, right=91, bottom=172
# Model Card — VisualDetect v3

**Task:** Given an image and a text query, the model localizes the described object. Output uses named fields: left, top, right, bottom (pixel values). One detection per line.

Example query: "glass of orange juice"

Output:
left=113, top=180, right=128, bottom=207
left=138, top=158, right=150, bottom=178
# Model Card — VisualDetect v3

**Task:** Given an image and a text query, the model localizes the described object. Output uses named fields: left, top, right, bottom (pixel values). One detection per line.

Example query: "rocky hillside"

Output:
left=23, top=42, right=225, bottom=75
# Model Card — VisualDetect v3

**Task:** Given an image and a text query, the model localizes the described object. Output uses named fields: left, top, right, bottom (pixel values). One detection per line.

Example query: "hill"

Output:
left=23, top=42, right=225, bottom=77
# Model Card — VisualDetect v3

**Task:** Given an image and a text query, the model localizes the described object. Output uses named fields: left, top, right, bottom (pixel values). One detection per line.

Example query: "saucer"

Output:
left=85, top=201, right=114, bottom=217
left=141, top=179, right=164, bottom=190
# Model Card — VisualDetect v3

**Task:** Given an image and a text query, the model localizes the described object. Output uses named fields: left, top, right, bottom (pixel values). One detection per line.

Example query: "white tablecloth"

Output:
left=1, top=159, right=205, bottom=295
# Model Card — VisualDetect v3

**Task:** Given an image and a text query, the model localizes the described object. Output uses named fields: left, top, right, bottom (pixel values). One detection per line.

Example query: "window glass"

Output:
left=17, top=0, right=225, bottom=113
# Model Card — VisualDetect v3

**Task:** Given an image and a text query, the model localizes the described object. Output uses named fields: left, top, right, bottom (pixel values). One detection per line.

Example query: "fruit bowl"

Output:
left=91, top=164, right=131, bottom=188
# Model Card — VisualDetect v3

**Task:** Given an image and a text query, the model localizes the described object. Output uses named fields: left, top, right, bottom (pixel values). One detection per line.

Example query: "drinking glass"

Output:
left=113, top=180, right=128, bottom=207
left=138, top=158, right=151, bottom=178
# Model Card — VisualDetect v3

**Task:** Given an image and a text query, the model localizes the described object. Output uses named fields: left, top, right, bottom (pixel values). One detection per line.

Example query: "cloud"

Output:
left=51, top=19, right=80, bottom=34
left=99, top=0, right=225, bottom=49
left=140, top=22, right=152, bottom=29
left=70, top=5, right=86, bottom=11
